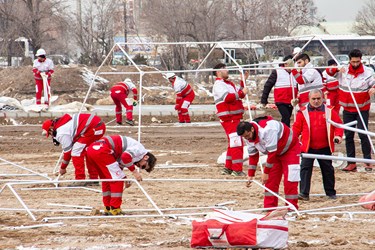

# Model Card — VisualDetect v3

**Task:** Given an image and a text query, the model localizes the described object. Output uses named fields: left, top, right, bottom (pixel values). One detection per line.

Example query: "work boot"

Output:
left=342, top=163, right=357, bottom=172
left=231, top=171, right=246, bottom=177
left=125, top=119, right=134, bottom=126
left=298, top=194, right=310, bottom=201
left=109, top=208, right=126, bottom=216
left=221, top=168, right=232, bottom=175
left=364, top=164, right=373, bottom=172
left=103, top=206, right=111, bottom=216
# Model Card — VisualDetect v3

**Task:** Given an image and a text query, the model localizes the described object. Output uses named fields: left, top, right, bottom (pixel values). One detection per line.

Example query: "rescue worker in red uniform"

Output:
left=32, top=48, right=54, bottom=105
left=322, top=59, right=340, bottom=113
left=291, top=53, right=324, bottom=107
left=166, top=73, right=195, bottom=123
left=110, top=78, right=138, bottom=126
left=86, top=135, right=157, bottom=215
left=42, top=113, right=106, bottom=185
left=213, top=63, right=249, bottom=176
left=293, top=89, right=343, bottom=201
left=237, top=117, right=301, bottom=210
left=260, top=55, right=298, bottom=127
left=326, top=49, right=375, bottom=172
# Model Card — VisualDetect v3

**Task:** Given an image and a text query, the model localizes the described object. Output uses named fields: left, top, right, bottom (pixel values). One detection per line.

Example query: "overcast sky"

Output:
left=314, top=0, right=368, bottom=22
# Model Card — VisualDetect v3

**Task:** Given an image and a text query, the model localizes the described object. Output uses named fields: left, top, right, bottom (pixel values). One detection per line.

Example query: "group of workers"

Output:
left=36, top=47, right=374, bottom=213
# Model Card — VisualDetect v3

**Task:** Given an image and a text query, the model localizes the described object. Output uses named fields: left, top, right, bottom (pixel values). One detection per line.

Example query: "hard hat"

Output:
left=165, top=73, right=176, bottom=79
left=124, top=78, right=133, bottom=84
left=293, top=47, right=301, bottom=55
left=42, top=119, right=53, bottom=137
left=36, top=48, right=46, bottom=57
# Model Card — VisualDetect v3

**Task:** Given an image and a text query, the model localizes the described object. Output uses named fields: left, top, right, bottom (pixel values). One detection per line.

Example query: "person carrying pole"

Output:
left=292, top=89, right=343, bottom=201
left=326, top=49, right=375, bottom=172
left=213, top=63, right=249, bottom=177
left=32, top=48, right=54, bottom=106
left=86, top=135, right=157, bottom=215
left=237, top=116, right=301, bottom=210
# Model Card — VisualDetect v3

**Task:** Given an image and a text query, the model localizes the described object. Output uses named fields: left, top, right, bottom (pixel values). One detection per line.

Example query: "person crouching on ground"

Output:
left=165, top=72, right=195, bottom=123
left=110, top=78, right=138, bottom=126
left=237, top=117, right=301, bottom=210
left=86, top=135, right=156, bottom=215
left=42, top=113, right=106, bottom=186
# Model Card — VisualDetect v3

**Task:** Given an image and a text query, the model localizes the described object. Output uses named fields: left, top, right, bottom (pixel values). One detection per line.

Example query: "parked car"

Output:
left=334, top=54, right=349, bottom=65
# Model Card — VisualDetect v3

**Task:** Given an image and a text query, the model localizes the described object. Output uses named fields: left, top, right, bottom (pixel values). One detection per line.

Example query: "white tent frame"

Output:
left=3, top=36, right=375, bottom=225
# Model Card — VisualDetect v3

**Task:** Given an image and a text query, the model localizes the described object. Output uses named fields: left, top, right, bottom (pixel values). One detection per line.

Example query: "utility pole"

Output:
left=77, top=0, right=82, bottom=37
left=123, top=0, right=128, bottom=52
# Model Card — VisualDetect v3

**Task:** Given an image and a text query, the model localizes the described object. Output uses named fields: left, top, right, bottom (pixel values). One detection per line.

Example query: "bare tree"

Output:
left=142, top=0, right=235, bottom=71
left=353, top=0, right=375, bottom=36
left=0, top=0, right=70, bottom=63
left=73, top=0, right=118, bottom=65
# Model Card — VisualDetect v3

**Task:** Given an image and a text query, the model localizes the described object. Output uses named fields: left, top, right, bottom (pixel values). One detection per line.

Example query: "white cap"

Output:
left=164, top=73, right=176, bottom=79
left=293, top=47, right=301, bottom=55
left=36, top=48, right=46, bottom=57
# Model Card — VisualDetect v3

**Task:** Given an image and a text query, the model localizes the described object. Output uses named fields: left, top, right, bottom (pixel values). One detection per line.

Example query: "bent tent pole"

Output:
left=301, top=153, right=375, bottom=164
left=327, top=119, right=375, bottom=137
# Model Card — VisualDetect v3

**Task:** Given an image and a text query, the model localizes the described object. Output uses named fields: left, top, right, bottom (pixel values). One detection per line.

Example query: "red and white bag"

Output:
left=359, top=190, right=375, bottom=210
left=191, top=209, right=288, bottom=249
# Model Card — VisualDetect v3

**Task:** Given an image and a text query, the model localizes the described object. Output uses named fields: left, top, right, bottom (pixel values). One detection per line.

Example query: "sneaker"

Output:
left=116, top=122, right=123, bottom=125
left=231, top=171, right=246, bottom=177
left=342, top=163, right=357, bottom=172
left=327, top=195, right=337, bottom=200
left=298, top=194, right=310, bottom=201
left=109, top=208, right=126, bottom=216
left=364, top=164, right=373, bottom=172
left=125, top=120, right=135, bottom=126
left=221, top=168, right=232, bottom=175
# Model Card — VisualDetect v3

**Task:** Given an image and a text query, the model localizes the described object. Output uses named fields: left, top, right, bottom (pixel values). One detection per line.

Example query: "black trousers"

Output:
left=300, top=147, right=336, bottom=196
left=343, top=110, right=371, bottom=164
left=276, top=103, right=293, bottom=127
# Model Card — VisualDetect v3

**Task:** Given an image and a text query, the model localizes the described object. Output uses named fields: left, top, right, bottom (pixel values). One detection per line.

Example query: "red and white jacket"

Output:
left=99, top=135, right=147, bottom=172
left=322, top=70, right=339, bottom=106
left=292, top=63, right=324, bottom=106
left=213, top=78, right=245, bottom=121
left=172, top=76, right=195, bottom=105
left=292, top=104, right=343, bottom=153
left=32, top=58, right=54, bottom=80
left=53, top=114, right=103, bottom=169
left=244, top=119, right=299, bottom=176
left=111, top=81, right=138, bottom=100
left=327, top=63, right=375, bottom=112
left=261, top=68, right=297, bottom=105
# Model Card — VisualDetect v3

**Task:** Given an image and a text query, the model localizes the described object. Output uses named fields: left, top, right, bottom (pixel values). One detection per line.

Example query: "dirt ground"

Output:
left=0, top=112, right=374, bottom=250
